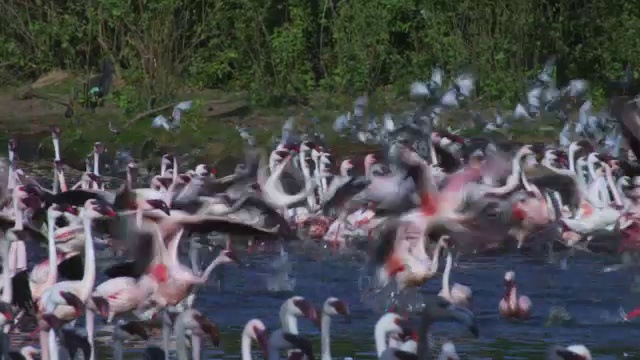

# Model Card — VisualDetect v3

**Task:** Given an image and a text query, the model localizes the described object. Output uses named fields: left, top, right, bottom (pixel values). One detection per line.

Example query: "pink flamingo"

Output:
left=498, top=270, right=532, bottom=319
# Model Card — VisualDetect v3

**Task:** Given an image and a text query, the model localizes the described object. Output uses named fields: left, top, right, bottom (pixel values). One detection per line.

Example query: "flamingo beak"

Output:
left=120, top=320, right=150, bottom=340
left=92, top=296, right=110, bottom=318
left=330, top=300, right=351, bottom=324
left=60, top=291, right=84, bottom=316
left=255, top=328, right=269, bottom=360
left=195, top=315, right=220, bottom=346
left=41, top=314, right=62, bottom=330
left=293, top=299, right=318, bottom=325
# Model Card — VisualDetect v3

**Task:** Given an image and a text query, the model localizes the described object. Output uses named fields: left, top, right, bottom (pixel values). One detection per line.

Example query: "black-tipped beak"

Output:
left=146, top=199, right=171, bottom=216
left=283, top=333, right=314, bottom=360
left=60, top=292, right=85, bottom=316
left=120, top=320, right=150, bottom=341
left=92, top=296, right=110, bottom=318
left=294, top=299, right=318, bottom=325
left=255, top=329, right=269, bottom=359
left=41, top=314, right=62, bottom=330
left=195, top=315, right=220, bottom=346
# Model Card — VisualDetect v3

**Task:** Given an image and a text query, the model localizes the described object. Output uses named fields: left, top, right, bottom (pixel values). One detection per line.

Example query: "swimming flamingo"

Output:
left=438, top=238, right=472, bottom=308
left=498, top=270, right=532, bottom=319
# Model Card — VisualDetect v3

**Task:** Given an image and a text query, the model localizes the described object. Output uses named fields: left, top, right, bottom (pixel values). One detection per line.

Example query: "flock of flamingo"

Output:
left=1, top=77, right=640, bottom=359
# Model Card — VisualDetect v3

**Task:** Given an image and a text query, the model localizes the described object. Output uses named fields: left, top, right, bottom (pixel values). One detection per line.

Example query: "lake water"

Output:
left=11, top=242, right=640, bottom=359
left=4, top=160, right=640, bottom=359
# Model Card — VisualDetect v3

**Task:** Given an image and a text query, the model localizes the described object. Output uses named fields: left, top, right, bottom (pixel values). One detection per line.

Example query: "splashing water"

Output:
left=265, top=245, right=296, bottom=292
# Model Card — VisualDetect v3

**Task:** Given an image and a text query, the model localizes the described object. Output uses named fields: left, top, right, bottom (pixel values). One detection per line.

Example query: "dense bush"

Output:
left=1, top=0, right=640, bottom=107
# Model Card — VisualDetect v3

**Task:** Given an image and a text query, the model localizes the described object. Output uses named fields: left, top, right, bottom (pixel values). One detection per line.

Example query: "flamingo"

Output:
left=319, top=297, right=350, bottom=360
left=438, top=239, right=472, bottom=308
left=241, top=319, right=270, bottom=360
left=498, top=270, right=532, bottom=319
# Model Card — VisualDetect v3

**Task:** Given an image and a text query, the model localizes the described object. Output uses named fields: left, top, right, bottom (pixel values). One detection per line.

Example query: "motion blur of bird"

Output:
left=151, top=100, right=193, bottom=131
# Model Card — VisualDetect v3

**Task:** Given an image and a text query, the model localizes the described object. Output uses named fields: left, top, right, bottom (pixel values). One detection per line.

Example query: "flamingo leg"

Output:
left=162, top=310, right=172, bottom=360
left=86, top=310, right=96, bottom=360
left=40, top=329, right=51, bottom=360
left=191, top=334, right=202, bottom=360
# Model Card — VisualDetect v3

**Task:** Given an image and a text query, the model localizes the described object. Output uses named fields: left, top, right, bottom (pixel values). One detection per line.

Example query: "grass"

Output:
left=0, top=74, right=565, bottom=172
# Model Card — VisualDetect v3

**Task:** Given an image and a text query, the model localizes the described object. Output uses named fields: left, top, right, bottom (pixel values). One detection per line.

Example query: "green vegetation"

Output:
left=1, top=0, right=639, bottom=163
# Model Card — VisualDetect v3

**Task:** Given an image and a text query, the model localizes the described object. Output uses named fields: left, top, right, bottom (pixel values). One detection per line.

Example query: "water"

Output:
left=5, top=161, right=640, bottom=358
left=11, top=244, right=640, bottom=359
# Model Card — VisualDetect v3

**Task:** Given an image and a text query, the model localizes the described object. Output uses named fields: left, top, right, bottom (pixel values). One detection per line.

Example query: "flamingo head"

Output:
left=504, top=271, right=516, bottom=287
left=193, top=312, right=220, bottom=347
left=324, top=297, right=351, bottom=324
left=20, top=345, right=40, bottom=359
left=161, top=154, right=173, bottom=166
left=86, top=199, right=116, bottom=217
left=244, top=319, right=269, bottom=359
left=127, top=160, right=138, bottom=169
left=149, top=264, right=169, bottom=283
left=364, top=154, right=377, bottom=166
left=91, top=296, right=110, bottom=318
left=300, top=141, right=315, bottom=153
left=555, top=344, right=592, bottom=360
left=119, top=320, right=150, bottom=340
left=340, top=159, right=354, bottom=172
left=15, top=185, right=43, bottom=211
left=146, top=199, right=171, bottom=216
left=86, top=172, right=102, bottom=187
left=290, top=296, right=318, bottom=325
left=59, top=291, right=84, bottom=317
left=51, top=126, right=61, bottom=138
left=93, top=142, right=104, bottom=155
left=195, top=164, right=212, bottom=177
left=218, top=249, right=241, bottom=265
left=179, top=174, right=192, bottom=183
left=54, top=159, right=64, bottom=172
left=8, top=138, right=17, bottom=153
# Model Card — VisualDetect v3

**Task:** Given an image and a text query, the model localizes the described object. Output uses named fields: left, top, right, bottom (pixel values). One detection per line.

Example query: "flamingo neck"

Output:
left=7, top=151, right=15, bottom=190
left=93, top=153, right=100, bottom=176
left=442, top=250, right=452, bottom=296
left=604, top=166, right=623, bottom=206
left=48, top=329, right=59, bottom=360
left=80, top=214, right=96, bottom=300
left=200, top=256, right=224, bottom=282
left=241, top=330, right=254, bottom=360
left=374, top=321, right=389, bottom=357
left=279, top=304, right=298, bottom=334
left=13, top=200, right=24, bottom=230
left=44, top=212, right=59, bottom=288
left=320, top=312, right=332, bottom=360
left=53, top=138, right=61, bottom=161
left=1, top=242, right=11, bottom=303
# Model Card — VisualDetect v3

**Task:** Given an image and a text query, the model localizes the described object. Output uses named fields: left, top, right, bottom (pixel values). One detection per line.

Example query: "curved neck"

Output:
left=80, top=214, right=96, bottom=299
left=321, top=313, right=332, bottom=360
left=279, top=305, right=298, bottom=334
left=200, top=257, right=224, bottom=282
left=569, top=147, right=577, bottom=174
left=374, top=321, right=388, bottom=357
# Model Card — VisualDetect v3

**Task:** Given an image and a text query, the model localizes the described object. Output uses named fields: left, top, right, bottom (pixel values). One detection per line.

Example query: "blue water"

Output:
left=77, top=246, right=640, bottom=359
